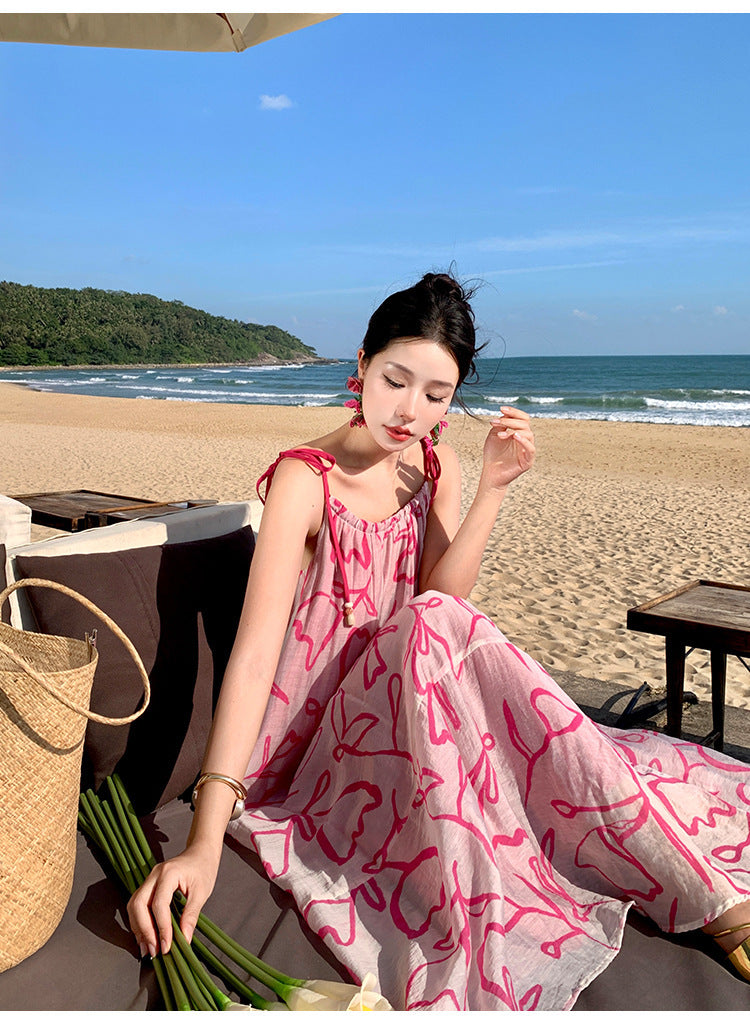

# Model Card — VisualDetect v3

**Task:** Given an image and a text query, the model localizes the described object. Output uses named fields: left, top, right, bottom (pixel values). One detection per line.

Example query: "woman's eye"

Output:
left=384, top=376, right=403, bottom=389
left=426, top=394, right=443, bottom=404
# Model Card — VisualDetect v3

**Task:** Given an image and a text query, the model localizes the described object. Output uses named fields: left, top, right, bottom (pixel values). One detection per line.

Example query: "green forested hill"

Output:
left=0, top=282, right=319, bottom=366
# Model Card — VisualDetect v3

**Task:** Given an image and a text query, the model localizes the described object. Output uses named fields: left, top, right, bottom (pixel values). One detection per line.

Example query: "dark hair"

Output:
left=361, top=272, right=484, bottom=397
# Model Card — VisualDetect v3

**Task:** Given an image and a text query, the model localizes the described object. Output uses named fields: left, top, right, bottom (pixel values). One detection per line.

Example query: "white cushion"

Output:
left=0, top=495, right=32, bottom=551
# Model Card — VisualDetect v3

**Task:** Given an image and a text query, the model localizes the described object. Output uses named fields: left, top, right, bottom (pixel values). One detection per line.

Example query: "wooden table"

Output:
left=627, top=580, right=750, bottom=752
left=11, top=489, right=217, bottom=532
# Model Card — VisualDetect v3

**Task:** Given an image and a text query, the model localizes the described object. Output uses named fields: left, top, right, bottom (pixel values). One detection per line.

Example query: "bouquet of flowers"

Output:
left=78, top=775, right=391, bottom=1011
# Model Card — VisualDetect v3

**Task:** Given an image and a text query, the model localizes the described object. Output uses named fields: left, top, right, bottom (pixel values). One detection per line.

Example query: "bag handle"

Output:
left=0, top=577, right=151, bottom=725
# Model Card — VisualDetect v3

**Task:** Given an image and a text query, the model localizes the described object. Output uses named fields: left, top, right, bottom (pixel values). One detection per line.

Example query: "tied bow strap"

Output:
left=256, top=448, right=355, bottom=627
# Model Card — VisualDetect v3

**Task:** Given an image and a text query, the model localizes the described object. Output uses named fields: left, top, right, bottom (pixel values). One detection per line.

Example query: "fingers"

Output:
left=492, top=405, right=532, bottom=434
left=486, top=405, right=536, bottom=481
left=178, top=897, right=201, bottom=946
left=511, top=429, right=535, bottom=454
left=513, top=430, right=536, bottom=468
left=490, top=406, right=534, bottom=442
left=127, top=863, right=180, bottom=959
left=127, top=853, right=215, bottom=962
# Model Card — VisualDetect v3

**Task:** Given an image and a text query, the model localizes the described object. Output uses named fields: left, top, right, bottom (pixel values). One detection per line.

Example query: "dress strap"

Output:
left=256, top=448, right=355, bottom=628
left=256, top=441, right=440, bottom=629
left=256, top=447, right=336, bottom=503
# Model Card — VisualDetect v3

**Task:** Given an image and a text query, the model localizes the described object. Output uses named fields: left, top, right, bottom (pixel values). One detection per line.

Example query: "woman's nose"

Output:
left=398, top=391, right=418, bottom=421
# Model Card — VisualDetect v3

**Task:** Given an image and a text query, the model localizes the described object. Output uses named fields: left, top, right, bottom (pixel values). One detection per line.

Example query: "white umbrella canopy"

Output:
left=0, top=12, right=336, bottom=54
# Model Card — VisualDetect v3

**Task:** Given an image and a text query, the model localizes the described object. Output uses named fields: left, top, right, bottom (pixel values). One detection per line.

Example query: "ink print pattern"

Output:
left=228, top=447, right=750, bottom=1011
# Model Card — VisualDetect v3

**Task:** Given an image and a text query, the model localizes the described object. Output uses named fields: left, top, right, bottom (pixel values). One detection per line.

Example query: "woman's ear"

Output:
left=357, top=348, right=367, bottom=380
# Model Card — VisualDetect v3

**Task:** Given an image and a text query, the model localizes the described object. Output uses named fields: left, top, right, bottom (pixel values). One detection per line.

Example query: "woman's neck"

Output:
left=335, top=422, right=416, bottom=475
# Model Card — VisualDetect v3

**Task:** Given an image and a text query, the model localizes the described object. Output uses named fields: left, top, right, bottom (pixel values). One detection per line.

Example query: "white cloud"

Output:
left=259, top=94, right=293, bottom=111
left=316, top=211, right=750, bottom=265
left=572, top=309, right=598, bottom=322
left=671, top=304, right=685, bottom=312
left=477, top=224, right=741, bottom=255
left=713, top=305, right=728, bottom=316
left=482, top=259, right=623, bottom=278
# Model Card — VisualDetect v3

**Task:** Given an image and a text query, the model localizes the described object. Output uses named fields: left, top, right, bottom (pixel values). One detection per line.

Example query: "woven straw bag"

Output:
left=0, top=577, right=151, bottom=973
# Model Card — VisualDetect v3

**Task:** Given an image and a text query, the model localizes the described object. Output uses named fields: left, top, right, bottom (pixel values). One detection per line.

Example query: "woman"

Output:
left=129, top=272, right=750, bottom=1010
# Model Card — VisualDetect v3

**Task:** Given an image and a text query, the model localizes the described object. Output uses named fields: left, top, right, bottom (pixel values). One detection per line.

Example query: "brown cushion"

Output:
left=14, top=526, right=254, bottom=813
left=0, top=545, right=9, bottom=623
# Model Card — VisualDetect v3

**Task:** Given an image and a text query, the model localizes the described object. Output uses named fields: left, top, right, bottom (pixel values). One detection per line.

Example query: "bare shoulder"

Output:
left=260, top=454, right=326, bottom=539
left=264, top=453, right=326, bottom=498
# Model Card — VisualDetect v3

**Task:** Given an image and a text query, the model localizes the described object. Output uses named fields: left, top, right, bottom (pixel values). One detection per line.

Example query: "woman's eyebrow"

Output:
left=385, top=362, right=455, bottom=389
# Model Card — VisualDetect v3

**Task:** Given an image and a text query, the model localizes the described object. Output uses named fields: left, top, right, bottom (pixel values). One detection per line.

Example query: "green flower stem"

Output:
left=107, top=773, right=297, bottom=1001
left=102, top=800, right=144, bottom=883
left=190, top=931, right=270, bottom=1009
left=162, top=949, right=191, bottom=1011
left=81, top=790, right=127, bottom=876
left=79, top=794, right=130, bottom=889
left=81, top=795, right=182, bottom=1010
left=77, top=811, right=128, bottom=889
left=107, top=775, right=155, bottom=876
left=105, top=779, right=148, bottom=879
left=79, top=790, right=198, bottom=1010
left=106, top=807, right=223, bottom=1010
left=160, top=921, right=216, bottom=1011
left=152, top=955, right=176, bottom=1012
left=168, top=934, right=216, bottom=1011
left=112, top=773, right=157, bottom=870
left=169, top=908, right=233, bottom=1010
left=82, top=790, right=139, bottom=893
left=184, top=905, right=299, bottom=998
left=101, top=780, right=228, bottom=1012
left=79, top=775, right=316, bottom=1011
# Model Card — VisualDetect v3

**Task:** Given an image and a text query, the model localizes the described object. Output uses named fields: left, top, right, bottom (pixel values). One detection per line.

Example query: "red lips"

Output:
left=385, top=426, right=412, bottom=441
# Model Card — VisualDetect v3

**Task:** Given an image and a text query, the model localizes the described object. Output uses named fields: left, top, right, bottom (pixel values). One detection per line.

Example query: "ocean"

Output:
left=2, top=354, right=749, bottom=428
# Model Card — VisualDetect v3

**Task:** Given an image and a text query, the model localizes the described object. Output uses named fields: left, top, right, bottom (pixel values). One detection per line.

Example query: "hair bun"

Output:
left=420, top=272, right=466, bottom=303
left=361, top=267, right=483, bottom=393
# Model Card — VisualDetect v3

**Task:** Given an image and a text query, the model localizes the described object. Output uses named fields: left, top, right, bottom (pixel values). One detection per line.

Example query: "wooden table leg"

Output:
left=665, top=635, right=685, bottom=738
left=710, top=649, right=727, bottom=753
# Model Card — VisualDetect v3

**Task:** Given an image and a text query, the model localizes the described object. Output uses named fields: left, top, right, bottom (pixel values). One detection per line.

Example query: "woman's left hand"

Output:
left=482, top=405, right=536, bottom=490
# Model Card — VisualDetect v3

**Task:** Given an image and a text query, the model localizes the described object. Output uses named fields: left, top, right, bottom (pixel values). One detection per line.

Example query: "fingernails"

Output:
left=161, top=937, right=170, bottom=956
left=138, top=940, right=148, bottom=959
left=148, top=942, right=158, bottom=959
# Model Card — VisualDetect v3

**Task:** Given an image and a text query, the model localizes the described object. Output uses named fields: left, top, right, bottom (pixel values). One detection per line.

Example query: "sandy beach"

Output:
left=3, top=379, right=749, bottom=710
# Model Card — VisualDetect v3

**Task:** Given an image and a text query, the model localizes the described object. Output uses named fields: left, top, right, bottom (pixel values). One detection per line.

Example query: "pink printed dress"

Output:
left=228, top=442, right=750, bottom=1011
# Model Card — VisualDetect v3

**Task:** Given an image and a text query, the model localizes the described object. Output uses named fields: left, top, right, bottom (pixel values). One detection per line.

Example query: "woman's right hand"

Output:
left=126, top=840, right=221, bottom=958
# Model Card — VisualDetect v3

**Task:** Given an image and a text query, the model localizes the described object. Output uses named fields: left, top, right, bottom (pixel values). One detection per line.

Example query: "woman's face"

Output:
left=358, top=337, right=459, bottom=451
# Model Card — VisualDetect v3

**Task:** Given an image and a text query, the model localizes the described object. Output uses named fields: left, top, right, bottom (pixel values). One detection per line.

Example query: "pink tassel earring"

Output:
left=344, top=376, right=366, bottom=428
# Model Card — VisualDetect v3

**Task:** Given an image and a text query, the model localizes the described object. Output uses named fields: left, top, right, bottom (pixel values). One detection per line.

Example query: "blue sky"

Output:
left=1, top=12, right=748, bottom=359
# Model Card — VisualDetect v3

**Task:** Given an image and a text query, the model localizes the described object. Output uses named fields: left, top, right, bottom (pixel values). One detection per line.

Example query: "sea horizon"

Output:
left=2, top=353, right=749, bottom=428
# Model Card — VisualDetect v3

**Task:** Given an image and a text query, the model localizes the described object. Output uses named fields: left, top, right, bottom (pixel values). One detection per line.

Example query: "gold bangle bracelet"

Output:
left=192, top=772, right=247, bottom=822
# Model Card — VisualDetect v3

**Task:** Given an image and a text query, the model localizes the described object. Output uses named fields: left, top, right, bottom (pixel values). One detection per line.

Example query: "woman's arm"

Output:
left=419, top=406, right=535, bottom=598
left=127, top=458, right=324, bottom=958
